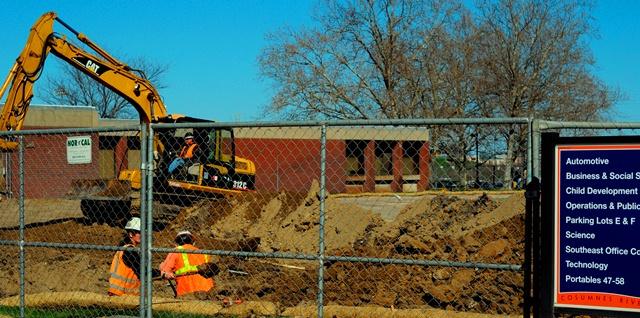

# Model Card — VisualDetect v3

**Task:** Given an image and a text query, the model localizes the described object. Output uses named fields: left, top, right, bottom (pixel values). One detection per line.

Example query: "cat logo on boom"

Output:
left=71, top=56, right=108, bottom=76
left=85, top=60, right=100, bottom=74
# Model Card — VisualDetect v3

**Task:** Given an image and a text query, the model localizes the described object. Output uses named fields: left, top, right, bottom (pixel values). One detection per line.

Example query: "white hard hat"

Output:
left=125, top=217, right=141, bottom=231
left=176, top=230, right=193, bottom=238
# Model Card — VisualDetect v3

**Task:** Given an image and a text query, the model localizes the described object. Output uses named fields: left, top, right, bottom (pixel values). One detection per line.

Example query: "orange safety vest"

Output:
left=179, top=143, right=198, bottom=159
left=108, top=244, right=140, bottom=296
left=173, top=244, right=214, bottom=296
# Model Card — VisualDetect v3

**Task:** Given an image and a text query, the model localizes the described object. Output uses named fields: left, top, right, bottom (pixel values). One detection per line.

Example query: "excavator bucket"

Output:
left=68, top=179, right=132, bottom=225
left=0, top=139, right=18, bottom=151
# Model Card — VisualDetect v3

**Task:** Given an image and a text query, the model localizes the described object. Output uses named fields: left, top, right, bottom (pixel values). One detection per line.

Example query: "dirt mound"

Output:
left=315, top=193, right=524, bottom=313
left=0, top=182, right=526, bottom=316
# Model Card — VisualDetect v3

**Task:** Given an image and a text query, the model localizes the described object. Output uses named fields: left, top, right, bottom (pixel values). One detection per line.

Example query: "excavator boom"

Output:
left=0, top=12, right=168, bottom=152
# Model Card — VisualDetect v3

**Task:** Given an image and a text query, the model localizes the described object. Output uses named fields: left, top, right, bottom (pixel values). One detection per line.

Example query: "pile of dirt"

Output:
left=0, top=180, right=526, bottom=316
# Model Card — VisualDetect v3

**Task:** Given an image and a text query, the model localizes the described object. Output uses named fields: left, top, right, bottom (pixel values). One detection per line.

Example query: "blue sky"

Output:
left=591, top=0, right=640, bottom=121
left=0, top=1, right=638, bottom=122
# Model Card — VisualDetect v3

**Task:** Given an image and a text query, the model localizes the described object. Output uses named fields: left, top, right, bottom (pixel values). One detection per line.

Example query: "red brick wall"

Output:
left=7, top=135, right=408, bottom=197
left=235, top=138, right=346, bottom=194
left=8, top=133, right=101, bottom=198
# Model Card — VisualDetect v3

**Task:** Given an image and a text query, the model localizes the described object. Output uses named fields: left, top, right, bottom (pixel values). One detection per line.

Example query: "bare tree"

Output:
left=260, top=0, right=618, bottom=187
left=259, top=0, right=464, bottom=120
left=471, top=0, right=619, bottom=185
left=41, top=57, right=168, bottom=119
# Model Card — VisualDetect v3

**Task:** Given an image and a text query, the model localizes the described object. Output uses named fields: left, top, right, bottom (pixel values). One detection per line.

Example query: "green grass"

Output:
left=0, top=307, right=135, bottom=318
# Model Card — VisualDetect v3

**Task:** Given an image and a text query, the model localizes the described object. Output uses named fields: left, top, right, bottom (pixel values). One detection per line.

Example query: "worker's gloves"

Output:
left=162, top=271, right=175, bottom=280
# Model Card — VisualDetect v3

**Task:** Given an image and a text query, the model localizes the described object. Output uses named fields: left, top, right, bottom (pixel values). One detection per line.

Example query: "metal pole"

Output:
left=18, top=136, right=25, bottom=318
left=4, top=152, right=12, bottom=198
left=144, top=124, right=155, bottom=318
left=316, top=124, right=327, bottom=318
left=524, top=177, right=540, bottom=318
left=527, top=118, right=533, bottom=182
left=531, top=119, right=541, bottom=180
left=138, top=124, right=148, bottom=318
left=475, top=128, right=480, bottom=184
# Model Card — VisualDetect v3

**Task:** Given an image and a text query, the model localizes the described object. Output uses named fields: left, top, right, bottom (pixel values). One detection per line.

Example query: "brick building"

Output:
left=1, top=105, right=431, bottom=198
left=235, top=127, right=431, bottom=194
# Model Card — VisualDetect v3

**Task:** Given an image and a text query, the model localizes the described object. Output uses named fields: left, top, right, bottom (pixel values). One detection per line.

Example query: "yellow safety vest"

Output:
left=175, top=245, right=209, bottom=275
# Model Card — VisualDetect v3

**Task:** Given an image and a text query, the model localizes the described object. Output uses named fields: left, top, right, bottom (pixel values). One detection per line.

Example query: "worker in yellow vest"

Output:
left=159, top=230, right=214, bottom=297
left=108, top=217, right=160, bottom=296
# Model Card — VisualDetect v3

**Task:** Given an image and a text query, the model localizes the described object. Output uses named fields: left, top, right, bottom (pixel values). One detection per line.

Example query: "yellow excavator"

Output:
left=0, top=12, right=256, bottom=224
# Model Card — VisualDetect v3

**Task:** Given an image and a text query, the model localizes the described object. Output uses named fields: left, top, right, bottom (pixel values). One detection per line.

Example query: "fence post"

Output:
left=138, top=124, right=149, bottom=318
left=531, top=119, right=541, bottom=180
left=525, top=177, right=540, bottom=318
left=18, top=136, right=25, bottom=318
left=4, top=152, right=13, bottom=198
left=527, top=118, right=533, bottom=182
left=144, top=124, right=155, bottom=318
left=317, top=124, right=327, bottom=318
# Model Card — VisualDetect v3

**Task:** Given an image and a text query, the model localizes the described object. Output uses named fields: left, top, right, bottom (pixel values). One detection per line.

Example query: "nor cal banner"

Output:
left=555, top=144, right=640, bottom=312
left=66, top=135, right=92, bottom=164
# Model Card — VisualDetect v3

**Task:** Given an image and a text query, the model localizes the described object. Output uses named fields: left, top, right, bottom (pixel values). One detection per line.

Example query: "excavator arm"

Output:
left=0, top=12, right=169, bottom=150
left=1, top=12, right=256, bottom=225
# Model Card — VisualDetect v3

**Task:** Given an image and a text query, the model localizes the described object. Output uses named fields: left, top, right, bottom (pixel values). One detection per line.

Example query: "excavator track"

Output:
left=81, top=196, right=185, bottom=228
left=81, top=196, right=132, bottom=226
left=74, top=179, right=214, bottom=228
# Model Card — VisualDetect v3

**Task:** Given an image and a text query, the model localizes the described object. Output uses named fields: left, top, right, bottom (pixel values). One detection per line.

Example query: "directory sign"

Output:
left=555, top=144, right=640, bottom=312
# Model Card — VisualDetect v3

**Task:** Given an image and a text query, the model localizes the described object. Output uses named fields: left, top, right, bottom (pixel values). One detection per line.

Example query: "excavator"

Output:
left=0, top=12, right=256, bottom=224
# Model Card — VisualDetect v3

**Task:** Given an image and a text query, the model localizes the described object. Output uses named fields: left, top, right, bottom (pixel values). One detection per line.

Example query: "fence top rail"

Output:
left=0, top=118, right=531, bottom=136
left=538, top=120, right=640, bottom=130
left=152, top=117, right=531, bottom=129
left=0, top=125, right=142, bottom=136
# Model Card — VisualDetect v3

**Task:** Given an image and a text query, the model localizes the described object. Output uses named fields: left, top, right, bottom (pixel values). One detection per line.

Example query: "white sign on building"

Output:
left=66, top=136, right=92, bottom=164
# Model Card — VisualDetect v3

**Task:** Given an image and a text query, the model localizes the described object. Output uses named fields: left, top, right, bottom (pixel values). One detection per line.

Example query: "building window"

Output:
left=98, top=136, right=120, bottom=179
left=345, top=140, right=367, bottom=176
left=126, top=137, right=141, bottom=170
left=375, top=140, right=393, bottom=176
left=402, top=141, right=421, bottom=175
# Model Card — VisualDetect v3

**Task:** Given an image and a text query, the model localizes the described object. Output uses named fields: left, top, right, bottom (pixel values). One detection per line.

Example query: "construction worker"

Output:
left=108, top=217, right=160, bottom=296
left=168, top=132, right=199, bottom=175
left=159, top=230, right=214, bottom=297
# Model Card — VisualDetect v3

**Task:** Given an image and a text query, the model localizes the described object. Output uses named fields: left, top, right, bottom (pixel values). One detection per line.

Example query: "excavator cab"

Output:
left=139, top=122, right=255, bottom=209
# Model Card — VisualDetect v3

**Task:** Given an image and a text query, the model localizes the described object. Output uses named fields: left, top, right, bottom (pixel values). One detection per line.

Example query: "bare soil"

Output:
left=0, top=198, right=82, bottom=228
left=0, top=182, right=525, bottom=317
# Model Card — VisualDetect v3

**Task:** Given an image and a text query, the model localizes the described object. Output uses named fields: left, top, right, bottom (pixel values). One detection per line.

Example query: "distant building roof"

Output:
left=23, top=104, right=99, bottom=128
left=20, top=104, right=429, bottom=140
left=234, top=126, right=429, bottom=141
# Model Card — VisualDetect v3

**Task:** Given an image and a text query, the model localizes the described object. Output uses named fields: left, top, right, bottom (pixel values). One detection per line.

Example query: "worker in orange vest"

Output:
left=159, top=230, right=214, bottom=297
left=108, top=217, right=160, bottom=296
left=168, top=132, right=200, bottom=175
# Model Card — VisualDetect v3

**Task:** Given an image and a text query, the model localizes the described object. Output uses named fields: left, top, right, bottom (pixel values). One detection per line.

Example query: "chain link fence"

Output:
left=0, top=118, right=530, bottom=317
